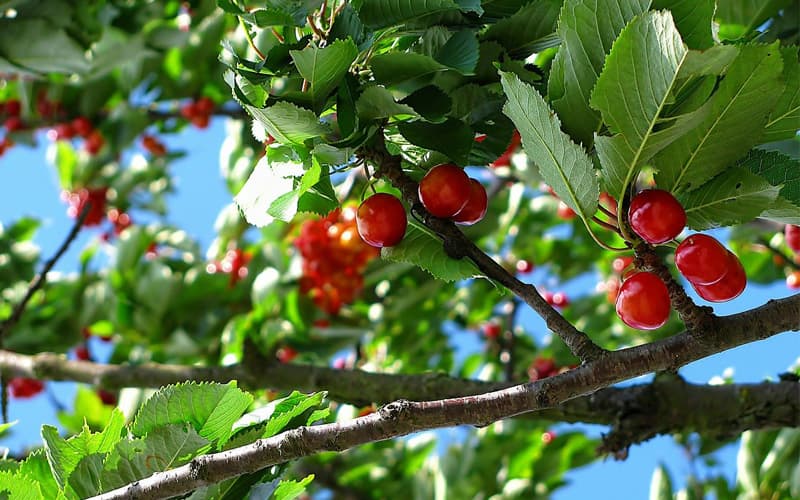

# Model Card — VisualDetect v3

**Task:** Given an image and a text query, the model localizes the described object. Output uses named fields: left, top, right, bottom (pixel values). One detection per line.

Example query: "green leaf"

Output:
left=0, top=19, right=89, bottom=74
left=358, top=0, right=459, bottom=29
left=0, top=420, right=17, bottom=437
left=400, top=86, right=452, bottom=122
left=590, top=10, right=688, bottom=203
left=0, top=470, right=43, bottom=500
left=41, top=409, right=126, bottom=488
left=548, top=0, right=650, bottom=145
left=329, top=4, right=371, bottom=48
left=68, top=454, right=105, bottom=498
left=655, top=44, right=786, bottom=193
left=649, top=464, right=673, bottom=500
left=764, top=46, right=800, bottom=143
left=245, top=8, right=297, bottom=27
left=246, top=102, right=331, bottom=145
left=290, top=39, right=359, bottom=112
left=356, top=86, right=418, bottom=120
left=370, top=52, right=447, bottom=87
left=398, top=118, right=474, bottom=165
left=652, top=0, right=714, bottom=49
left=759, top=196, right=800, bottom=225
left=267, top=159, right=326, bottom=221
left=272, top=474, right=315, bottom=500
left=737, top=148, right=800, bottom=205
left=500, top=72, right=599, bottom=220
left=381, top=220, right=481, bottom=281
left=434, top=30, right=479, bottom=74
left=681, top=167, right=780, bottom=230
left=676, top=45, right=740, bottom=79
left=264, top=0, right=325, bottom=26
left=233, top=391, right=328, bottom=440
left=131, top=382, right=253, bottom=447
left=101, top=424, right=211, bottom=491
left=18, top=451, right=59, bottom=499
left=483, top=0, right=562, bottom=58
left=737, top=431, right=761, bottom=494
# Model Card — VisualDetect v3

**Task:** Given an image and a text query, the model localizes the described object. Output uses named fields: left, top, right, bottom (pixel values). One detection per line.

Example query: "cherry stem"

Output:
left=633, top=244, right=715, bottom=331
left=271, top=28, right=284, bottom=43
left=598, top=204, right=617, bottom=220
left=238, top=17, right=267, bottom=61
left=758, top=237, right=800, bottom=271
left=307, top=15, right=326, bottom=40
left=592, top=216, right=621, bottom=234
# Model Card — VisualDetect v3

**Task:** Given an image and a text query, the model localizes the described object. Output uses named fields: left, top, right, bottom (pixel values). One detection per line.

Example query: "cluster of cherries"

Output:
left=47, top=116, right=106, bottom=155
left=0, top=98, right=22, bottom=155
left=295, top=207, right=379, bottom=314
left=615, top=189, right=746, bottom=330
left=356, top=163, right=488, bottom=248
left=207, top=248, right=251, bottom=287
left=180, top=97, right=215, bottom=129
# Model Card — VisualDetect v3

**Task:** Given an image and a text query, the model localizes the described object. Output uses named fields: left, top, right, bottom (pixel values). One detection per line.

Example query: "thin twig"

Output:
left=0, top=205, right=88, bottom=421
left=307, top=15, right=326, bottom=40
left=592, top=215, right=621, bottom=234
left=239, top=17, right=267, bottom=61
left=757, top=237, right=800, bottom=271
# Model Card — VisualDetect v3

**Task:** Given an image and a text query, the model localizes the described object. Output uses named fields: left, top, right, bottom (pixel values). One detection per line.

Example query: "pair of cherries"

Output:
left=616, top=190, right=746, bottom=330
left=356, top=164, right=487, bottom=248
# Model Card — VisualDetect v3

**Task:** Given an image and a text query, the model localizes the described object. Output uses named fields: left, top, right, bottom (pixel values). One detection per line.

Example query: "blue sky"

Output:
left=1, top=120, right=797, bottom=498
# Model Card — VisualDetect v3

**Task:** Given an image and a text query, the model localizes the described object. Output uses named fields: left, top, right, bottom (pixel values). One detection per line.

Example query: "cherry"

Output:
left=556, top=201, right=576, bottom=220
left=693, top=251, right=746, bottom=302
left=452, top=179, right=488, bottom=225
left=628, top=189, right=686, bottom=244
left=276, top=346, right=298, bottom=363
left=84, top=130, right=105, bottom=155
left=482, top=321, right=501, bottom=339
left=108, top=209, right=132, bottom=235
left=356, top=193, right=407, bottom=248
left=612, top=256, right=634, bottom=274
left=4, top=99, right=21, bottom=117
left=542, top=430, right=557, bottom=445
left=142, top=134, right=167, bottom=156
left=195, top=97, right=215, bottom=115
left=786, top=225, right=800, bottom=253
left=8, top=377, right=44, bottom=399
left=551, top=291, right=569, bottom=308
left=528, top=356, right=557, bottom=381
left=71, top=116, right=93, bottom=137
left=787, top=271, right=800, bottom=289
left=516, top=259, right=534, bottom=274
left=51, top=123, right=75, bottom=141
left=97, top=389, right=117, bottom=406
left=74, top=344, right=91, bottom=361
left=65, top=187, right=108, bottom=226
left=675, top=234, right=730, bottom=285
left=418, top=163, right=471, bottom=218
left=4, top=116, right=23, bottom=132
left=599, top=192, right=617, bottom=216
left=615, top=271, right=671, bottom=330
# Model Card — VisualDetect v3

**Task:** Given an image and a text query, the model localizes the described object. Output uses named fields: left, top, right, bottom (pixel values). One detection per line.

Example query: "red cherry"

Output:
left=556, top=201, right=576, bottom=220
left=51, top=123, right=75, bottom=141
left=192, top=114, right=210, bottom=129
left=482, top=321, right=501, bottom=339
left=785, top=225, right=800, bottom=253
left=599, top=192, right=618, bottom=215
left=551, top=292, right=569, bottom=308
left=84, top=130, right=105, bottom=155
left=628, top=189, right=686, bottom=244
left=615, top=272, right=671, bottom=330
left=418, top=164, right=472, bottom=218
left=675, top=234, right=730, bottom=285
left=108, top=209, right=132, bottom=234
left=277, top=346, right=298, bottom=363
left=142, top=134, right=167, bottom=156
left=787, top=271, right=800, bottom=289
left=490, top=130, right=521, bottom=168
left=71, top=117, right=93, bottom=137
left=4, top=116, right=23, bottom=132
left=516, top=259, right=534, bottom=274
left=356, top=193, right=407, bottom=248
left=66, top=188, right=108, bottom=226
left=97, top=389, right=117, bottom=406
left=612, top=256, right=634, bottom=274
left=605, top=277, right=621, bottom=303
left=542, top=430, right=556, bottom=444
left=693, top=251, right=746, bottom=302
left=528, top=356, right=557, bottom=381
left=8, top=377, right=45, bottom=399
left=452, top=179, right=488, bottom=225
left=195, top=97, right=215, bottom=115
left=74, top=344, right=91, bottom=361
left=4, top=99, right=21, bottom=117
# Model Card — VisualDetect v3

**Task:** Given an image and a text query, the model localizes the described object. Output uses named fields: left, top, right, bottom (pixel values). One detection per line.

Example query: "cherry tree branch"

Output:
left=362, top=135, right=607, bottom=363
left=89, top=291, right=800, bottom=499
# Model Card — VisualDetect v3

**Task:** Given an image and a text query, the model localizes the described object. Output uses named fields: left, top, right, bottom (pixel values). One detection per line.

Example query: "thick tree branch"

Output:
left=89, top=291, right=800, bottom=499
left=362, top=136, right=607, bottom=363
